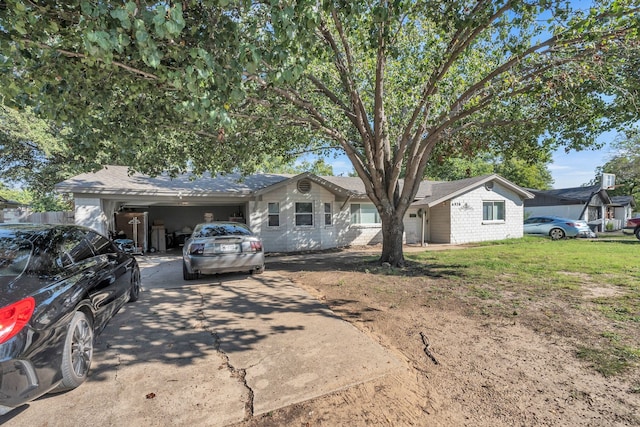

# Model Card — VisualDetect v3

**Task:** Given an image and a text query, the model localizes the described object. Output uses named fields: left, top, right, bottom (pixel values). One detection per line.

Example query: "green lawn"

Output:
left=404, top=236, right=640, bottom=377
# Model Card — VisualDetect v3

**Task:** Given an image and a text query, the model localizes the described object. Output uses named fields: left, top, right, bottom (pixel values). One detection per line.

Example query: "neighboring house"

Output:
left=54, top=166, right=534, bottom=252
left=524, top=184, right=637, bottom=231
left=609, top=196, right=636, bottom=229
left=0, top=196, right=21, bottom=223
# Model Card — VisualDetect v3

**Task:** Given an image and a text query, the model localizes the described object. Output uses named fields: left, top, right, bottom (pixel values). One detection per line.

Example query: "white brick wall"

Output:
left=251, top=180, right=341, bottom=252
left=251, top=179, right=526, bottom=250
left=448, top=183, right=524, bottom=244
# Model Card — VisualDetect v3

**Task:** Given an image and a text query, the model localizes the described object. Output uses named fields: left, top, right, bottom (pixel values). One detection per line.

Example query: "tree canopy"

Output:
left=425, top=153, right=554, bottom=189
left=1, top=0, right=639, bottom=265
left=593, top=131, right=640, bottom=204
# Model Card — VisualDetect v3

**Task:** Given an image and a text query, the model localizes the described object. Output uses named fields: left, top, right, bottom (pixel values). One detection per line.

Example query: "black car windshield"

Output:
left=0, top=237, right=32, bottom=277
left=193, top=224, right=252, bottom=238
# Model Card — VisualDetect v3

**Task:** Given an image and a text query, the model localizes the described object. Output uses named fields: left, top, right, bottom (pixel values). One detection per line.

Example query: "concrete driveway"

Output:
left=0, top=254, right=401, bottom=426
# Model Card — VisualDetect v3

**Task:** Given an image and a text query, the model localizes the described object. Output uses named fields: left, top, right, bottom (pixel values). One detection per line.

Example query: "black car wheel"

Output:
left=549, top=228, right=565, bottom=240
left=635, top=227, right=640, bottom=241
left=251, top=266, right=265, bottom=275
left=128, top=267, right=141, bottom=302
left=183, top=261, right=199, bottom=280
left=59, top=311, right=94, bottom=390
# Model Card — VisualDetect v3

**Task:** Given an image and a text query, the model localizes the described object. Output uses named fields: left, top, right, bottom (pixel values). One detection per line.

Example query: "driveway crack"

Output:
left=195, top=287, right=255, bottom=420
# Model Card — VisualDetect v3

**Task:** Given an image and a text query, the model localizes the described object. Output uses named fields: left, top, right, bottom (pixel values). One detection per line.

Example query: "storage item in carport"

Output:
left=114, top=238, right=136, bottom=253
left=151, top=226, right=166, bottom=252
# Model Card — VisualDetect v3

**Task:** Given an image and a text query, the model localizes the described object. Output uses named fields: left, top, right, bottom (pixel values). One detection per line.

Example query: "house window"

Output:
left=483, top=201, right=505, bottom=221
left=268, top=202, right=280, bottom=227
left=324, top=203, right=332, bottom=226
left=350, top=204, right=381, bottom=224
left=295, top=202, right=313, bottom=226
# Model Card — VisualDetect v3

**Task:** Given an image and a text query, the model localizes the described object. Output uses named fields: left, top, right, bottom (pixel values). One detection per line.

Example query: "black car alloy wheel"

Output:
left=58, top=311, right=94, bottom=390
left=129, top=268, right=141, bottom=302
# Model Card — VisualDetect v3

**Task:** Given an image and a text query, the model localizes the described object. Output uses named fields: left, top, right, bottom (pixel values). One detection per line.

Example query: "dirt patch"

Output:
left=234, top=249, right=639, bottom=427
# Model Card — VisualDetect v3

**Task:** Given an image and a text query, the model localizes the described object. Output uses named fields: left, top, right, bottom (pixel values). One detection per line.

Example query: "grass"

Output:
left=401, top=236, right=640, bottom=376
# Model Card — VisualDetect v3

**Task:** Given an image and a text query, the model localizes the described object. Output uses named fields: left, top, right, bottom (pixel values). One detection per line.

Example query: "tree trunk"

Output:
left=379, top=212, right=405, bottom=267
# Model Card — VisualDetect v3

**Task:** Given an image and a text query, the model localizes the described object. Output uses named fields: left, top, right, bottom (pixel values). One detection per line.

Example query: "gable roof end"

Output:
left=411, top=174, right=534, bottom=207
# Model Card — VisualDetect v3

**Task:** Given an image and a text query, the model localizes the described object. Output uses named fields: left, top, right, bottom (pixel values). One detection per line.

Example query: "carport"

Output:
left=54, top=166, right=290, bottom=252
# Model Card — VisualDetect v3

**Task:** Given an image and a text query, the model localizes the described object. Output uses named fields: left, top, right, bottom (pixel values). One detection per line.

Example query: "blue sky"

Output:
left=549, top=128, right=623, bottom=189
left=549, top=145, right=612, bottom=189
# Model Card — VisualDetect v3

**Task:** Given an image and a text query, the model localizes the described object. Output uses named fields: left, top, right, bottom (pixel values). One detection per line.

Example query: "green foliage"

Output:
left=0, top=184, right=29, bottom=205
left=425, top=154, right=554, bottom=189
left=0, top=184, right=71, bottom=212
left=593, top=130, right=640, bottom=203
left=257, top=156, right=335, bottom=176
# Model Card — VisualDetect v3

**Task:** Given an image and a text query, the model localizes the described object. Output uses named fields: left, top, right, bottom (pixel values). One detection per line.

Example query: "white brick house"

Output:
left=55, top=166, right=533, bottom=252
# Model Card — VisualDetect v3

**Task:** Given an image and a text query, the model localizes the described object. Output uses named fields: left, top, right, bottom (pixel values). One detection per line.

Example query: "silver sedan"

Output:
left=523, top=216, right=595, bottom=240
left=182, top=222, right=265, bottom=280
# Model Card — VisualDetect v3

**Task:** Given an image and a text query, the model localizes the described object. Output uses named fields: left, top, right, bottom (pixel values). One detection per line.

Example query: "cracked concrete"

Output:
left=196, top=286, right=255, bottom=421
left=0, top=254, right=401, bottom=426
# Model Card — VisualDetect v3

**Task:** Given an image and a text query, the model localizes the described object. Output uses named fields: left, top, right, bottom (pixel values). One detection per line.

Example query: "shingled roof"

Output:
left=55, top=166, right=529, bottom=205
left=55, top=165, right=293, bottom=196
left=525, top=183, right=611, bottom=206
left=411, top=174, right=534, bottom=207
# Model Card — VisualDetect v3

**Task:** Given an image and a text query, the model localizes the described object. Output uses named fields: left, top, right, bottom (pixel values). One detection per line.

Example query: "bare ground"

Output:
left=234, top=247, right=640, bottom=427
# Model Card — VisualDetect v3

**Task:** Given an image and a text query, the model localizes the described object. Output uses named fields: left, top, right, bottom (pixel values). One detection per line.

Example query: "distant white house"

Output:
left=524, top=184, right=636, bottom=231
left=54, top=166, right=534, bottom=252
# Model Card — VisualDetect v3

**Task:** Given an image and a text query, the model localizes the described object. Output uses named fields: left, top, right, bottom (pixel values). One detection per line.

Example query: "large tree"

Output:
left=0, top=104, right=81, bottom=195
left=1, top=1, right=639, bottom=265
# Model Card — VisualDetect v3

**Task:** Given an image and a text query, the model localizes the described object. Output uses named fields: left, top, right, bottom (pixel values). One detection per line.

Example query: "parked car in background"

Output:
left=0, top=224, right=140, bottom=415
left=624, top=217, right=640, bottom=240
left=182, top=222, right=265, bottom=280
left=524, top=216, right=596, bottom=240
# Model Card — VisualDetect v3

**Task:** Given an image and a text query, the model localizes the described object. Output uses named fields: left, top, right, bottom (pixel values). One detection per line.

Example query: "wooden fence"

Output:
left=2, top=208, right=74, bottom=224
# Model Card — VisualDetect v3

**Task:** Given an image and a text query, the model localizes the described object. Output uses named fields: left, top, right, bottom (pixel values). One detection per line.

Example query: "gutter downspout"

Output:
left=421, top=212, right=426, bottom=247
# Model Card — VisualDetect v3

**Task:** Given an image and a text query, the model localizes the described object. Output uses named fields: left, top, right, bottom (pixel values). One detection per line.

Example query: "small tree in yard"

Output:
left=1, top=1, right=639, bottom=266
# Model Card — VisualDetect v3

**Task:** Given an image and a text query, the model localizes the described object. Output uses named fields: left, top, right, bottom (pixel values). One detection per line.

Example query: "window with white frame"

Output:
left=295, top=202, right=313, bottom=226
left=350, top=204, right=381, bottom=224
left=324, top=202, right=332, bottom=226
left=483, top=201, right=505, bottom=221
left=268, top=202, right=280, bottom=226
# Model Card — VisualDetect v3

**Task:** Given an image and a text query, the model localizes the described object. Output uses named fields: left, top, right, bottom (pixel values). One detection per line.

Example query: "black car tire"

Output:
left=549, top=228, right=565, bottom=240
left=58, top=311, right=94, bottom=391
left=128, top=268, right=141, bottom=302
left=635, top=227, right=640, bottom=241
left=183, top=261, right=199, bottom=280
left=251, top=266, right=265, bottom=275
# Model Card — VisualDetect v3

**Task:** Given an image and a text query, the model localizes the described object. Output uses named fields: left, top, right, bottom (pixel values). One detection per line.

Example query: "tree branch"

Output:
left=22, top=39, right=160, bottom=80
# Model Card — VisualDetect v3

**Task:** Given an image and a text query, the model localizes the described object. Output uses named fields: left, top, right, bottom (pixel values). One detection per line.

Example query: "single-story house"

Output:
left=609, top=195, right=637, bottom=228
left=523, top=184, right=636, bottom=231
left=0, top=196, right=21, bottom=223
left=54, top=166, right=534, bottom=252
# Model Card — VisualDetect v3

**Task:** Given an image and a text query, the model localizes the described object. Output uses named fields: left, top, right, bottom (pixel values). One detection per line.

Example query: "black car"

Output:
left=0, top=224, right=141, bottom=415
